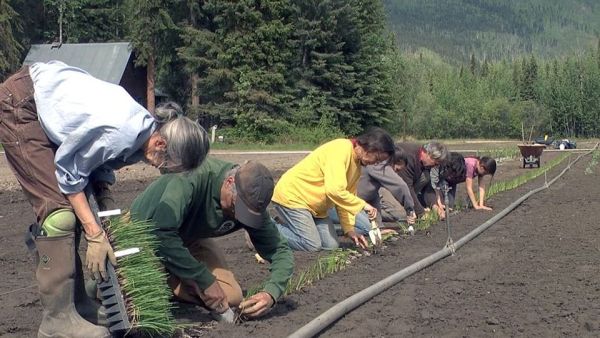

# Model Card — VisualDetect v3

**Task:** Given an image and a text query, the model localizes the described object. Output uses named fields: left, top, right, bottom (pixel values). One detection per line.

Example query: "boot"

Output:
left=36, top=233, right=111, bottom=338
left=74, top=231, right=108, bottom=326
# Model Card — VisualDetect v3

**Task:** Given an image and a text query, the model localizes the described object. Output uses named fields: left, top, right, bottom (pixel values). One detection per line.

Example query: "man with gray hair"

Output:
left=393, top=142, right=448, bottom=217
left=130, top=158, right=293, bottom=319
left=0, top=61, right=209, bottom=338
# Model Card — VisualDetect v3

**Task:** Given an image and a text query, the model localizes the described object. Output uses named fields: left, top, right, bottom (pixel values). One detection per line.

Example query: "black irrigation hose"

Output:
left=287, top=146, right=597, bottom=338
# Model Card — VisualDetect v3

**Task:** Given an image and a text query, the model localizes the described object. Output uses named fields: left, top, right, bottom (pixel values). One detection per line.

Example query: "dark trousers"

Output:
left=420, top=184, right=457, bottom=209
left=0, top=67, right=70, bottom=224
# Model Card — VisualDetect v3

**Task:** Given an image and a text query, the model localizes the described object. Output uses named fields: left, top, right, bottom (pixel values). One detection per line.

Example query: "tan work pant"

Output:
left=167, top=238, right=243, bottom=308
left=0, top=66, right=71, bottom=224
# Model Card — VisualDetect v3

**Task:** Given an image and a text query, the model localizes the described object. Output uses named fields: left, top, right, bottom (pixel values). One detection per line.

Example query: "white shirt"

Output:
left=29, top=61, right=156, bottom=194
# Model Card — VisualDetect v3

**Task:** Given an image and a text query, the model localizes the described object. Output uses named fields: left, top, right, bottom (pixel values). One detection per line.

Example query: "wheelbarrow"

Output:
left=517, top=144, right=545, bottom=168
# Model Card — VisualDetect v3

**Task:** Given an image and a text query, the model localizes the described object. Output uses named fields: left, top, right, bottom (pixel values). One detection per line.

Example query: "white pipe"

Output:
left=210, top=125, right=218, bottom=143
left=287, top=145, right=596, bottom=338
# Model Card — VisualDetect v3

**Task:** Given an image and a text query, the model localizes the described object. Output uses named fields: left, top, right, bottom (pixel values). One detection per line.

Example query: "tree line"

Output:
left=384, top=0, right=600, bottom=63
left=1, top=0, right=600, bottom=142
left=385, top=43, right=600, bottom=139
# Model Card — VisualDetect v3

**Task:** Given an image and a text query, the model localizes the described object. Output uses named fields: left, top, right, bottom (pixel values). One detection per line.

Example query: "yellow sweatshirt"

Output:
left=272, top=138, right=366, bottom=234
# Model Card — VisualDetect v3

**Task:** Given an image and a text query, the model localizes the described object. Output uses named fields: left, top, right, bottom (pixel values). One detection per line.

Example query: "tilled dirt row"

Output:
left=211, top=151, right=600, bottom=338
left=0, top=148, right=595, bottom=337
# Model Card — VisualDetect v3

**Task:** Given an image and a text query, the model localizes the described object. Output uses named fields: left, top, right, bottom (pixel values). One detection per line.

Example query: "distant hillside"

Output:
left=383, top=0, right=600, bottom=62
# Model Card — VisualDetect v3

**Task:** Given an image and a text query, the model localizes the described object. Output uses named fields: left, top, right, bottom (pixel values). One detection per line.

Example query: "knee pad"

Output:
left=41, top=209, right=76, bottom=236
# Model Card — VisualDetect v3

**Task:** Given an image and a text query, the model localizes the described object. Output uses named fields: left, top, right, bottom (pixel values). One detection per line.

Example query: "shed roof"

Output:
left=23, top=42, right=133, bottom=84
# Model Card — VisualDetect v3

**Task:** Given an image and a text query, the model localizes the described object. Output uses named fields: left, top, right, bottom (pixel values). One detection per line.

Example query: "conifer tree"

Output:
left=291, top=0, right=355, bottom=132
left=176, top=1, right=231, bottom=121
left=348, top=0, right=395, bottom=130
left=124, top=0, right=179, bottom=112
left=0, top=0, right=22, bottom=80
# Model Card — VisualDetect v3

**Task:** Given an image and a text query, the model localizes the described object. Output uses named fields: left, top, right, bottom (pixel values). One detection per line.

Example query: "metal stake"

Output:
left=442, top=182, right=456, bottom=254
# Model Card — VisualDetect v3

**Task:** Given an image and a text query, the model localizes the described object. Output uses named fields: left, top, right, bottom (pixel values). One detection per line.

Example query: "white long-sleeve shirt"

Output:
left=29, top=61, right=157, bottom=194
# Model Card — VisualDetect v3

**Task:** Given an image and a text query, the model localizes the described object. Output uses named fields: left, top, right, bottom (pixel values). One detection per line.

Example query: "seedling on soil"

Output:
left=283, top=249, right=353, bottom=296
left=242, top=153, right=573, bottom=315
left=486, top=153, right=568, bottom=198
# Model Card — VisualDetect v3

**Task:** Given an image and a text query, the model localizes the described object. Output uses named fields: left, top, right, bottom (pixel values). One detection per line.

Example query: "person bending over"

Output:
left=423, top=152, right=466, bottom=220
left=130, top=159, right=293, bottom=318
left=425, top=154, right=496, bottom=218
left=272, top=128, right=396, bottom=251
left=328, top=146, right=417, bottom=233
left=0, top=61, right=209, bottom=338
left=395, top=142, right=448, bottom=217
left=464, top=156, right=497, bottom=211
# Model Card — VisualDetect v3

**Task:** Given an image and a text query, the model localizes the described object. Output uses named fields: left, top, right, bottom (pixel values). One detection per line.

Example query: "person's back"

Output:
left=272, top=138, right=361, bottom=216
left=0, top=62, right=210, bottom=338
left=273, top=128, right=396, bottom=251
left=130, top=158, right=293, bottom=319
left=395, top=143, right=423, bottom=184
left=31, top=61, right=150, bottom=147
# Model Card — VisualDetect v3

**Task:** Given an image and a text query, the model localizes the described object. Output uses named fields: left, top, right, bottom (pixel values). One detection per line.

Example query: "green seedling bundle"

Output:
left=106, top=216, right=176, bottom=337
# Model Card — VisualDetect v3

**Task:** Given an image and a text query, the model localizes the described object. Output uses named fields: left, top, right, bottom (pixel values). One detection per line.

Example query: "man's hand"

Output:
left=406, top=211, right=417, bottom=225
left=346, top=230, right=369, bottom=249
left=194, top=280, right=228, bottom=312
left=363, top=203, right=378, bottom=220
left=85, top=229, right=117, bottom=281
left=239, top=292, right=274, bottom=318
left=475, top=205, right=493, bottom=211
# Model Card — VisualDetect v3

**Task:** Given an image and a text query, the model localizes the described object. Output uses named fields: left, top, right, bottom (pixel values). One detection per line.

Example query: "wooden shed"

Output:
left=23, top=42, right=148, bottom=106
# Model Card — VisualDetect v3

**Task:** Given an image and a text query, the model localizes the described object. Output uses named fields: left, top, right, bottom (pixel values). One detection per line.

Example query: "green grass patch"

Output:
left=106, top=216, right=177, bottom=337
left=210, top=142, right=313, bottom=151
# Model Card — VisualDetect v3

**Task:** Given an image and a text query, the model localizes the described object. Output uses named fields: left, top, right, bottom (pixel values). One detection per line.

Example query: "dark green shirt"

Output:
left=130, top=157, right=293, bottom=300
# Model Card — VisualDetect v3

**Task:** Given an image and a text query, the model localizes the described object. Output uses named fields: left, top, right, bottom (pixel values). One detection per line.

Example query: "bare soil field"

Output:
left=0, top=141, right=598, bottom=338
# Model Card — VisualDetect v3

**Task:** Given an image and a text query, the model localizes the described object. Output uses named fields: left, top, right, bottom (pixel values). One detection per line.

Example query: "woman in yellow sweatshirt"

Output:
left=271, top=128, right=395, bottom=251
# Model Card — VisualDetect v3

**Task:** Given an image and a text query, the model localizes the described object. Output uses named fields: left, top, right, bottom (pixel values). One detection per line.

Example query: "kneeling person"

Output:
left=130, top=158, right=293, bottom=318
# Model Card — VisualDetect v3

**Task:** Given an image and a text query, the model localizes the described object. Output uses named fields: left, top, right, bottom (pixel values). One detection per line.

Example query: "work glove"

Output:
left=85, top=230, right=117, bottom=281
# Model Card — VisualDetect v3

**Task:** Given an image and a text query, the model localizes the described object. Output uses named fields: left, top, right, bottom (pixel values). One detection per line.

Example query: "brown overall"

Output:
left=0, top=67, right=70, bottom=224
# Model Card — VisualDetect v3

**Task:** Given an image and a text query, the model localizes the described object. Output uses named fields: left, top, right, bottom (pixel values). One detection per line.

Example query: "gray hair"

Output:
left=225, top=166, right=240, bottom=196
left=155, top=102, right=210, bottom=172
left=225, top=166, right=240, bottom=178
left=423, top=142, right=448, bottom=162
left=154, top=101, right=185, bottom=123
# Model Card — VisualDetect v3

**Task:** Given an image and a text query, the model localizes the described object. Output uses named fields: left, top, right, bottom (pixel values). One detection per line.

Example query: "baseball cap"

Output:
left=234, top=161, right=274, bottom=228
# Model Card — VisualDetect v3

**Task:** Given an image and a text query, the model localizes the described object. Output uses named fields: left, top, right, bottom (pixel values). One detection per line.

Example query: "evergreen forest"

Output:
left=1, top=0, right=600, bottom=143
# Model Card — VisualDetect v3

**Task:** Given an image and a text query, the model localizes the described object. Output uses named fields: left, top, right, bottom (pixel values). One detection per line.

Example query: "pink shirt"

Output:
left=465, top=157, right=479, bottom=178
